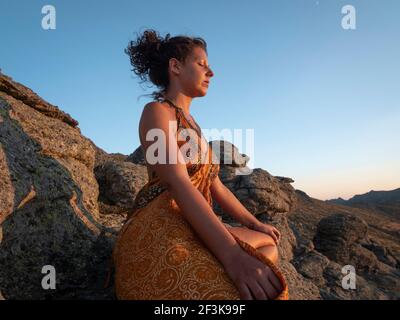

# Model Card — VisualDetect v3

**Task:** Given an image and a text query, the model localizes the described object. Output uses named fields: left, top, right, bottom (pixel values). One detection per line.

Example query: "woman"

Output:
left=112, top=29, right=288, bottom=300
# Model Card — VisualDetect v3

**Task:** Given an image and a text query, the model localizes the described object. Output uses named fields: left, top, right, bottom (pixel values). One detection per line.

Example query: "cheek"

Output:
left=182, top=69, right=201, bottom=86
left=188, top=66, right=202, bottom=78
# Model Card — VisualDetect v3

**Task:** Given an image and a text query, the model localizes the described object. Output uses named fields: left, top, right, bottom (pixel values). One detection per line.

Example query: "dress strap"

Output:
left=160, top=98, right=183, bottom=130
left=162, top=97, right=181, bottom=111
left=161, top=98, right=202, bottom=138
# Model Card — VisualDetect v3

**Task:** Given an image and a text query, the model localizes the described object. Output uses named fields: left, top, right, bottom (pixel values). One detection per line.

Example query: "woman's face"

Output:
left=174, top=46, right=214, bottom=97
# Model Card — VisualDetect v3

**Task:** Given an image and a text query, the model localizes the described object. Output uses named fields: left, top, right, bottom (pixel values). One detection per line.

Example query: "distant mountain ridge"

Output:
left=326, top=188, right=400, bottom=220
left=327, top=188, right=400, bottom=205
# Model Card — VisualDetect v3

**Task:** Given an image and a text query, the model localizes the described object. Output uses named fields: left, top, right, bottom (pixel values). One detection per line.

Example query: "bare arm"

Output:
left=209, top=176, right=262, bottom=229
left=139, top=102, right=242, bottom=267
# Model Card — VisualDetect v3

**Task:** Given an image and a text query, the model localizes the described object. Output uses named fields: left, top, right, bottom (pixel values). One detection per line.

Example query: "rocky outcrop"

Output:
left=289, top=193, right=400, bottom=300
left=0, top=73, right=115, bottom=299
left=314, top=214, right=370, bottom=267
left=94, top=160, right=147, bottom=208
left=209, top=140, right=250, bottom=167
left=126, top=146, right=146, bottom=165
left=0, top=72, right=79, bottom=128
left=216, top=166, right=297, bottom=220
left=362, top=243, right=398, bottom=268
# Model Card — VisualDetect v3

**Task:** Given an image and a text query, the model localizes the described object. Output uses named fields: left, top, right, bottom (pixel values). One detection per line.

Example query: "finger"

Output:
left=275, top=228, right=281, bottom=239
left=271, top=227, right=280, bottom=240
left=273, top=229, right=281, bottom=242
left=269, top=231, right=278, bottom=245
left=248, top=279, right=268, bottom=300
left=237, top=282, right=253, bottom=300
left=268, top=269, right=283, bottom=293
left=257, top=275, right=278, bottom=300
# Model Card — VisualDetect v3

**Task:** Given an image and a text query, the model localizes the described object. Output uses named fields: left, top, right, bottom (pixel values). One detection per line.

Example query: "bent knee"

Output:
left=227, top=226, right=278, bottom=249
left=258, top=233, right=278, bottom=248
left=257, top=244, right=279, bottom=264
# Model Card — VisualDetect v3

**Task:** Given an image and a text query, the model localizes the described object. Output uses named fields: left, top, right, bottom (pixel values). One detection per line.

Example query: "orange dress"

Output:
left=112, top=98, right=289, bottom=300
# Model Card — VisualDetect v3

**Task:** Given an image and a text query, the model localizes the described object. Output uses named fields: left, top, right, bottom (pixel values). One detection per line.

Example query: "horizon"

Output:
left=1, top=0, right=399, bottom=201
left=312, top=187, right=400, bottom=201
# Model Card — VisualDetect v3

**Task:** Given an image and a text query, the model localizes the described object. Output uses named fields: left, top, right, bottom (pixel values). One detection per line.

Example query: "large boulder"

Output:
left=216, top=166, right=297, bottom=220
left=94, top=160, right=147, bottom=208
left=313, top=213, right=377, bottom=271
left=0, top=73, right=114, bottom=299
left=209, top=140, right=250, bottom=167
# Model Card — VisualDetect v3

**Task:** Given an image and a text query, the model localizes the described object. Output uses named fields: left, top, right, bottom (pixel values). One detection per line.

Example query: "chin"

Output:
left=197, top=87, right=208, bottom=97
left=198, top=91, right=207, bottom=97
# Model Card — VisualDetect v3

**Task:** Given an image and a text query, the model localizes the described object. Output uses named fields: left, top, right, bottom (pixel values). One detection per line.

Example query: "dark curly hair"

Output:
left=125, top=29, right=208, bottom=101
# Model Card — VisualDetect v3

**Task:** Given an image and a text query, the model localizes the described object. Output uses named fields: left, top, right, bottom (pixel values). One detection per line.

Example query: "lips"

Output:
left=203, top=81, right=209, bottom=87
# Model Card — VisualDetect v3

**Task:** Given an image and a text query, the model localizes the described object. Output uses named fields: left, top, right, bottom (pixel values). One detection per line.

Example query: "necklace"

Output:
left=162, top=98, right=202, bottom=136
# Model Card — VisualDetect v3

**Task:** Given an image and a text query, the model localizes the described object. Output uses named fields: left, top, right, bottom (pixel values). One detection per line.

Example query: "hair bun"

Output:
left=125, top=29, right=164, bottom=79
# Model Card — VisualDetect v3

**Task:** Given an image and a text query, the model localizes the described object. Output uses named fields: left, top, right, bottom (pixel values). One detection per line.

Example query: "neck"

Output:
left=163, top=90, right=192, bottom=115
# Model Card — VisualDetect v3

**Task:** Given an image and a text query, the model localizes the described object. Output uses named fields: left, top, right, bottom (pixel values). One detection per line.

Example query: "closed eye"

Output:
left=198, top=63, right=210, bottom=69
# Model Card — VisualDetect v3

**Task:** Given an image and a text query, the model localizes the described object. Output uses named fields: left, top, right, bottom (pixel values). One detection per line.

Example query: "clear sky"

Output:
left=1, top=0, right=399, bottom=200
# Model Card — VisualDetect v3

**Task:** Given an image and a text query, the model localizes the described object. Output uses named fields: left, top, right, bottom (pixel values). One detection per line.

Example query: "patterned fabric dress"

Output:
left=112, top=98, right=289, bottom=300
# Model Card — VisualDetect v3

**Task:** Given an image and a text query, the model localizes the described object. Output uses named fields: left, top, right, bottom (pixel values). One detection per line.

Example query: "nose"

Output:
left=207, top=67, right=214, bottom=77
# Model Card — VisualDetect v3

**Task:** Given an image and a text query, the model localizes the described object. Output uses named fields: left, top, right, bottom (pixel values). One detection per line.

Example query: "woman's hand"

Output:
left=223, top=249, right=283, bottom=300
left=249, top=222, right=281, bottom=245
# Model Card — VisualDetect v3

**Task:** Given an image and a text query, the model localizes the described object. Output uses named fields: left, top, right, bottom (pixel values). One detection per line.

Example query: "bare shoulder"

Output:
left=142, top=100, right=176, bottom=121
left=139, top=101, right=177, bottom=142
left=140, top=101, right=175, bottom=126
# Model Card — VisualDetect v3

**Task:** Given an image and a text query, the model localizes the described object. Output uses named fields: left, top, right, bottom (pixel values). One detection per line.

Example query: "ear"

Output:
left=169, top=57, right=181, bottom=76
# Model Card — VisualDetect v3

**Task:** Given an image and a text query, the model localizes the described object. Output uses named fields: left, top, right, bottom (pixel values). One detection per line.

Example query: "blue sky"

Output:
left=1, top=0, right=399, bottom=200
